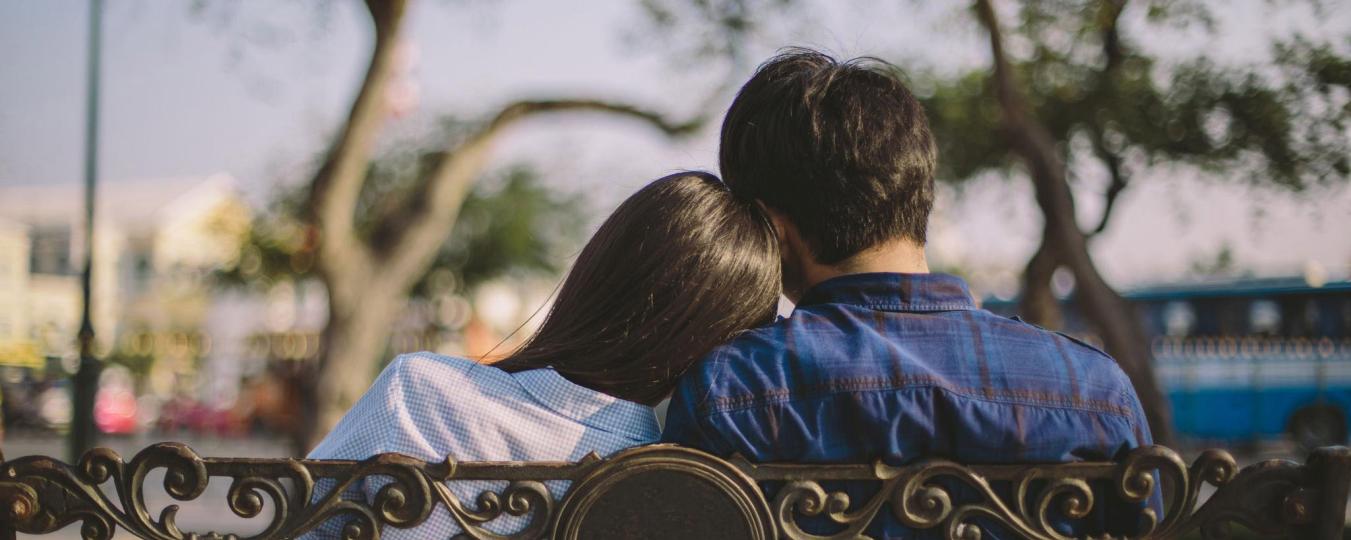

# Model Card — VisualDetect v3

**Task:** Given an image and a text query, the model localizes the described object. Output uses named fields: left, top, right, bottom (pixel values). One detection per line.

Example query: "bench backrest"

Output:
left=2, top=443, right=1348, bottom=539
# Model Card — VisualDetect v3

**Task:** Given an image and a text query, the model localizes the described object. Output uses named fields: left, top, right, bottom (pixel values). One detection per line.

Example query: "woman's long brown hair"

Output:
left=493, top=172, right=781, bottom=405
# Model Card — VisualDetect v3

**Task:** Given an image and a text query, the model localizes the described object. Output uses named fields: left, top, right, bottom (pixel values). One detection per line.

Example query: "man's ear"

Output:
left=758, top=204, right=810, bottom=302
left=757, top=203, right=793, bottom=246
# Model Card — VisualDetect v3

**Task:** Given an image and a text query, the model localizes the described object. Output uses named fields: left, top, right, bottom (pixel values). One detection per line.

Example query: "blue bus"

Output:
left=984, top=277, right=1351, bottom=448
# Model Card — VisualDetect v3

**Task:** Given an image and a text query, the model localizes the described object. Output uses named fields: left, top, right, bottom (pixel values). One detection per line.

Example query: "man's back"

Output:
left=663, top=273, right=1152, bottom=538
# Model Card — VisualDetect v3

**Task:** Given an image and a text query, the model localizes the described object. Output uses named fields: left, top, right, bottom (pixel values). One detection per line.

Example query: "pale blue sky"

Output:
left=1, top=0, right=1348, bottom=291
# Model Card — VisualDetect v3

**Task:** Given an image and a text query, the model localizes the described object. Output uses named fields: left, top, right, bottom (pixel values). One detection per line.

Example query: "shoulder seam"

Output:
left=699, top=375, right=1136, bottom=419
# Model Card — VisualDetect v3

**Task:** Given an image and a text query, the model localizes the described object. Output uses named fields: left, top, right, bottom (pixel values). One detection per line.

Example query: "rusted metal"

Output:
left=0, top=442, right=1345, bottom=539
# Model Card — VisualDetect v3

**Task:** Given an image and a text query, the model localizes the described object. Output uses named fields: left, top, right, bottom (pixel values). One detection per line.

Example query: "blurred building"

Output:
left=0, top=174, right=249, bottom=404
left=0, top=218, right=40, bottom=369
left=0, top=173, right=586, bottom=435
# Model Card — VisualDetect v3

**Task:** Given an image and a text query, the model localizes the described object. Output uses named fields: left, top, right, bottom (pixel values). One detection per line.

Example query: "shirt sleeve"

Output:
left=307, top=357, right=406, bottom=460
left=302, top=356, right=469, bottom=538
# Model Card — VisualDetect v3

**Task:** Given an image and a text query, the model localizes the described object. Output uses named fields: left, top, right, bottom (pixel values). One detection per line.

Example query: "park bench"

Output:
left=1, top=443, right=1348, bottom=539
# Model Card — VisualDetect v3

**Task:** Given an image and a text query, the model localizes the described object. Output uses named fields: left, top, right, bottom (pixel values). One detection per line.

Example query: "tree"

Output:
left=218, top=158, right=586, bottom=439
left=259, top=0, right=699, bottom=453
left=949, top=0, right=1346, bottom=445
left=641, top=0, right=1351, bottom=444
left=219, top=139, right=588, bottom=299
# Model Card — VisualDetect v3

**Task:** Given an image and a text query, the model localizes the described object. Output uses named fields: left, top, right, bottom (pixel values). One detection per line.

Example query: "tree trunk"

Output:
left=974, top=0, right=1174, bottom=445
left=1018, top=215, right=1174, bottom=445
left=291, top=0, right=407, bottom=456
left=1019, top=234, right=1063, bottom=329
left=287, top=0, right=701, bottom=455
left=295, top=278, right=403, bottom=455
left=1033, top=166, right=1175, bottom=445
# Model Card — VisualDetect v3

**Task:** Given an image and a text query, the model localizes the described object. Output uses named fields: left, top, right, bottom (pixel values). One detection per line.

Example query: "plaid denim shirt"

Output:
left=663, top=272, right=1153, bottom=538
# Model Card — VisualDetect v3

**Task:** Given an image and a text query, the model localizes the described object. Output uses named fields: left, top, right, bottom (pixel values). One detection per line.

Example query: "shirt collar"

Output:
left=796, top=272, right=977, bottom=313
left=511, top=368, right=661, bottom=442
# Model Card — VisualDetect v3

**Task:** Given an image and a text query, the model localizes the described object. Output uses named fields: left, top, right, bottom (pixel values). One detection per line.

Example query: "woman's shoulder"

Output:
left=374, top=352, right=522, bottom=410
left=385, top=351, right=473, bottom=373
left=309, top=353, right=509, bottom=459
left=380, top=351, right=505, bottom=386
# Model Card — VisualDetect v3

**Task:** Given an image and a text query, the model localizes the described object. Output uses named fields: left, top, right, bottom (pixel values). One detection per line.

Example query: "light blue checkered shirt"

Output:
left=306, top=352, right=660, bottom=538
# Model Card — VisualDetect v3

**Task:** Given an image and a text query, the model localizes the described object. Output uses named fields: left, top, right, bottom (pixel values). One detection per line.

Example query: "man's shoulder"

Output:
left=980, top=311, right=1115, bottom=360
left=703, top=306, right=1118, bottom=362
left=977, top=311, right=1131, bottom=373
left=681, top=322, right=784, bottom=386
left=708, top=320, right=790, bottom=358
left=974, top=312, right=1142, bottom=416
left=681, top=306, right=1139, bottom=412
left=674, top=318, right=802, bottom=405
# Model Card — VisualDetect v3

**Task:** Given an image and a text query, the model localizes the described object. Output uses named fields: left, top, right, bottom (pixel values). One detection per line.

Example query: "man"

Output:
left=663, top=49, right=1153, bottom=538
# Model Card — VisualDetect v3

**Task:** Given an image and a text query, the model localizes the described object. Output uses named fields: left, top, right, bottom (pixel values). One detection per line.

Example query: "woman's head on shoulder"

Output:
left=495, top=171, right=780, bottom=405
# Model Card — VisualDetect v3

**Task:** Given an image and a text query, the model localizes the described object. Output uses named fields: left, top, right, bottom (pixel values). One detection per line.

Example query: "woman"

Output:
left=306, top=171, right=780, bottom=537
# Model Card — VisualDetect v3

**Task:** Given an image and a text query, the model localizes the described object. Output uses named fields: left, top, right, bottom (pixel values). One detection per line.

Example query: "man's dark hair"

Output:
left=720, top=48, right=937, bottom=264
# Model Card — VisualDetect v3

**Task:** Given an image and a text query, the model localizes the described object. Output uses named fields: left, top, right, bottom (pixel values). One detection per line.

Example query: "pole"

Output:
left=69, top=0, right=103, bottom=463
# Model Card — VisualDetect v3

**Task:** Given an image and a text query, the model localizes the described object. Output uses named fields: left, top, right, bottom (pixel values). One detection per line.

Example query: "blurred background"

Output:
left=1, top=0, right=1349, bottom=498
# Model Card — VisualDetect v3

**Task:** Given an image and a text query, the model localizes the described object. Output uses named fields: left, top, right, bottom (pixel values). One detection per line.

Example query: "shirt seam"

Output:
left=854, top=302, right=976, bottom=312
left=700, top=375, right=1136, bottom=419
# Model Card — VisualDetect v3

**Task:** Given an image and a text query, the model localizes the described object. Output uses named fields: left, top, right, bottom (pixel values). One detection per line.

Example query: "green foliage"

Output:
left=413, top=165, right=587, bottom=296
left=1188, top=243, right=1241, bottom=278
left=918, top=70, right=1010, bottom=182
left=922, top=2, right=1350, bottom=195
left=642, top=0, right=1350, bottom=207
left=636, top=0, right=801, bottom=64
left=216, top=126, right=587, bottom=298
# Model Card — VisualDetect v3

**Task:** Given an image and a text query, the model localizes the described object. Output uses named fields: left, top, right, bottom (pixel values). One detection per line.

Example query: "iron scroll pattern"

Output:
left=0, top=443, right=1340, bottom=539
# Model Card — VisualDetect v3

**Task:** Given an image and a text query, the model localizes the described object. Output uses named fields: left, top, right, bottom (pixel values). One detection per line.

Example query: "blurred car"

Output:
left=94, top=387, right=139, bottom=435
left=36, top=381, right=72, bottom=430
left=156, top=396, right=243, bottom=436
left=94, top=365, right=140, bottom=435
left=0, top=378, right=71, bottom=434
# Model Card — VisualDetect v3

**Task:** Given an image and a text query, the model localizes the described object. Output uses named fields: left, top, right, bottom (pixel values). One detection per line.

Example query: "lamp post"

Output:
left=69, top=0, right=103, bottom=463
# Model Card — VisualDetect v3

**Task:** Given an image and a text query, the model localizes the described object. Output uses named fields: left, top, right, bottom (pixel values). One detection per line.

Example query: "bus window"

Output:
left=1164, top=301, right=1196, bottom=337
left=1250, top=299, right=1281, bottom=335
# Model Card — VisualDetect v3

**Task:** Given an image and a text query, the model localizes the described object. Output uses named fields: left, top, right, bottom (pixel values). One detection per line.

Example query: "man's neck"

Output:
left=800, top=239, right=930, bottom=293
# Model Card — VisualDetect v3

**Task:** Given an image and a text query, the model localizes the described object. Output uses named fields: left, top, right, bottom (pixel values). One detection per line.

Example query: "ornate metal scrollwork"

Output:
left=745, top=445, right=1337, bottom=540
left=1, top=443, right=1345, bottom=539
left=0, top=444, right=555, bottom=540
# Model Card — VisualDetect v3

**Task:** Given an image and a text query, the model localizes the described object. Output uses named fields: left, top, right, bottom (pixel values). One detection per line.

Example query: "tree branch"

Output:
left=364, top=0, right=407, bottom=34
left=1087, top=127, right=1130, bottom=236
left=1097, top=0, right=1128, bottom=74
left=306, top=0, right=408, bottom=292
left=974, top=0, right=1175, bottom=445
left=1086, top=0, right=1130, bottom=237
left=973, top=0, right=1071, bottom=203
left=375, top=99, right=705, bottom=287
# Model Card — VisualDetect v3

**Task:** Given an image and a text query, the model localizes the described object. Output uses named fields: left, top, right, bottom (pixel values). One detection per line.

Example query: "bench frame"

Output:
left=2, top=443, right=1348, bottom=539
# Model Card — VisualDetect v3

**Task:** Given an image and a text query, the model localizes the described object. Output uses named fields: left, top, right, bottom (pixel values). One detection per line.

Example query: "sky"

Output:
left=1, top=0, right=1348, bottom=295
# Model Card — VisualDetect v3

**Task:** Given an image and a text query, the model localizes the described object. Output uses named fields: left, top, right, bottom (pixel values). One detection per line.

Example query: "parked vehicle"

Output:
left=984, top=276, right=1351, bottom=448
